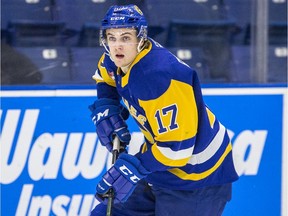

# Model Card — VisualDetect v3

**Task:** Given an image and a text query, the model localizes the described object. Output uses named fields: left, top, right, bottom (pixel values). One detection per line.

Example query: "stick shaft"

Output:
left=106, top=137, right=120, bottom=216
left=106, top=197, right=113, bottom=216
left=111, top=138, right=120, bottom=164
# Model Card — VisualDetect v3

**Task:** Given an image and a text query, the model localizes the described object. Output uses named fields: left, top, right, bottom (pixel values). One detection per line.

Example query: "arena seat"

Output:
left=168, top=47, right=211, bottom=83
left=269, top=22, right=288, bottom=45
left=13, top=46, right=72, bottom=84
left=70, top=47, right=104, bottom=84
left=7, top=20, right=66, bottom=47
left=166, top=19, right=237, bottom=47
left=269, top=0, right=287, bottom=23
left=268, top=0, right=287, bottom=46
left=1, top=0, right=54, bottom=29
left=226, top=0, right=287, bottom=45
left=265, top=3, right=288, bottom=83
left=77, top=23, right=101, bottom=47
left=225, top=0, right=252, bottom=45
left=146, top=0, right=227, bottom=27
left=166, top=19, right=237, bottom=81
left=54, top=0, right=164, bottom=46
left=230, top=45, right=288, bottom=83
left=230, top=45, right=251, bottom=82
left=1, top=29, right=9, bottom=44
left=54, top=0, right=116, bottom=31
left=1, top=0, right=69, bottom=47
left=268, top=46, right=287, bottom=82
left=52, top=0, right=120, bottom=46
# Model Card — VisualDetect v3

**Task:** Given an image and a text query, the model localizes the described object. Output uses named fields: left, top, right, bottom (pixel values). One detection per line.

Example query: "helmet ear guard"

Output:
left=137, top=25, right=148, bottom=39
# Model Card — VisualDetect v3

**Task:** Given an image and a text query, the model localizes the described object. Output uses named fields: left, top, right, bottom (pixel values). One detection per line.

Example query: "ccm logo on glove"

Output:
left=93, top=108, right=109, bottom=123
left=95, top=153, right=151, bottom=203
left=89, top=98, right=131, bottom=152
left=119, top=165, right=141, bottom=183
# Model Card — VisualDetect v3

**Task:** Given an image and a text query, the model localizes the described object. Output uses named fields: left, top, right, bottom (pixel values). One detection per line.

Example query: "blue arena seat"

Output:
left=54, top=0, right=116, bottom=31
left=2, top=0, right=67, bottom=47
left=1, top=29, right=9, bottom=44
left=166, top=19, right=237, bottom=81
left=54, top=0, right=161, bottom=46
left=70, top=47, right=104, bottom=84
left=224, top=0, right=252, bottom=45
left=53, top=0, right=118, bottom=46
left=243, top=22, right=287, bottom=46
left=77, top=23, right=102, bottom=47
left=13, top=46, right=72, bottom=84
left=226, top=0, right=287, bottom=45
left=7, top=20, right=66, bottom=47
left=269, top=0, right=287, bottom=22
left=166, top=19, right=237, bottom=47
left=225, top=0, right=252, bottom=27
left=269, top=22, right=287, bottom=45
left=146, top=0, right=227, bottom=27
left=230, top=46, right=251, bottom=82
left=269, top=0, right=287, bottom=46
left=1, top=0, right=53, bottom=29
left=230, top=45, right=288, bottom=83
left=268, top=46, right=287, bottom=82
left=168, top=47, right=210, bottom=83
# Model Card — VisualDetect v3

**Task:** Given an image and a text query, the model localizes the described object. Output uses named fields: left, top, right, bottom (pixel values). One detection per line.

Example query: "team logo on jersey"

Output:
left=122, top=98, right=155, bottom=144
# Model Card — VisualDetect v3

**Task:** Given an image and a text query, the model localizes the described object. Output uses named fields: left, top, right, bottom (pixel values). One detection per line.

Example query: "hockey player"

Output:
left=89, top=4, right=239, bottom=216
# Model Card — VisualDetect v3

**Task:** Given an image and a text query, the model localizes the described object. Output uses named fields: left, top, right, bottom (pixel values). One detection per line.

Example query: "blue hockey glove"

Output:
left=89, top=98, right=131, bottom=152
left=96, top=153, right=151, bottom=204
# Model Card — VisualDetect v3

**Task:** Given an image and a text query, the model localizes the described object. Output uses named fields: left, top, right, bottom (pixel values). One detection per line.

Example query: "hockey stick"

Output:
left=106, top=136, right=120, bottom=216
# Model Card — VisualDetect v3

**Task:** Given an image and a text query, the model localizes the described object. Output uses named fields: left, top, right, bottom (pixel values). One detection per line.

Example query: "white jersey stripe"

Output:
left=189, top=123, right=226, bottom=165
left=156, top=145, right=195, bottom=161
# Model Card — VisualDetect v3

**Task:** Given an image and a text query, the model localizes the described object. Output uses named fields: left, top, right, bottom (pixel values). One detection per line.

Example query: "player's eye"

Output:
left=107, top=37, right=116, bottom=42
left=122, top=36, right=131, bottom=42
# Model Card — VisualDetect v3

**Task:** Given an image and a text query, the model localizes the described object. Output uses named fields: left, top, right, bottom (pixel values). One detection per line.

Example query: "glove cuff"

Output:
left=89, top=98, right=120, bottom=112
left=118, top=153, right=151, bottom=176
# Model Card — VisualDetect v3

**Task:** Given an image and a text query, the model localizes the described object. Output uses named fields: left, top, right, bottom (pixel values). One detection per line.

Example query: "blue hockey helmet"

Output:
left=100, top=5, right=148, bottom=43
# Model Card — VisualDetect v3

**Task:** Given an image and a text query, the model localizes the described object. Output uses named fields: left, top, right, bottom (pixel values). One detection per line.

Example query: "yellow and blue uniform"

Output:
left=93, top=39, right=239, bottom=191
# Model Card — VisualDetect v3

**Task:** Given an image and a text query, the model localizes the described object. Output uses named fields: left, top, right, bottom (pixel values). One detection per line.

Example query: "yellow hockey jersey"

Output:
left=93, top=39, right=239, bottom=190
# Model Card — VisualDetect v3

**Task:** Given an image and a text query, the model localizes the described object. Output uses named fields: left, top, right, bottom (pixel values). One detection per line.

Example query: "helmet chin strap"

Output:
left=101, top=39, right=110, bottom=54
left=137, top=38, right=145, bottom=53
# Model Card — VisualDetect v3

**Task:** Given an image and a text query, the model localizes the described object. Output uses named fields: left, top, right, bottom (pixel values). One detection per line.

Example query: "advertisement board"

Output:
left=0, top=87, right=287, bottom=216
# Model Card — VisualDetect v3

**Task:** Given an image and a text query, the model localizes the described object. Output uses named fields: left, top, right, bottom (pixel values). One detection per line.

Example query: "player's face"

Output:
left=106, top=28, right=139, bottom=70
